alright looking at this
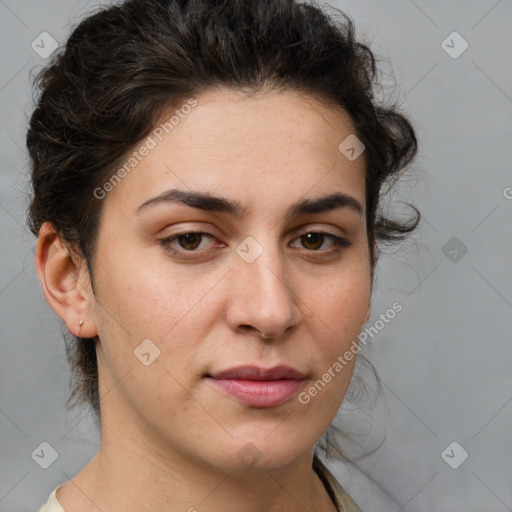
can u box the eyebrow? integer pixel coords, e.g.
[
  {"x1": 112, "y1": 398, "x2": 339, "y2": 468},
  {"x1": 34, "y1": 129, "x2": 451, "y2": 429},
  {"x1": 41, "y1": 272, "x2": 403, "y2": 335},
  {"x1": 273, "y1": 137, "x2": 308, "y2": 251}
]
[{"x1": 136, "y1": 189, "x2": 364, "y2": 219}]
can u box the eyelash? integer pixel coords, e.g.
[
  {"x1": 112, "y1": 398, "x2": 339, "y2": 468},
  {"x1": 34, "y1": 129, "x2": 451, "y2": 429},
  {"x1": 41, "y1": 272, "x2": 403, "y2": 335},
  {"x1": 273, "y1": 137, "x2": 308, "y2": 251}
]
[{"x1": 158, "y1": 230, "x2": 352, "y2": 259}]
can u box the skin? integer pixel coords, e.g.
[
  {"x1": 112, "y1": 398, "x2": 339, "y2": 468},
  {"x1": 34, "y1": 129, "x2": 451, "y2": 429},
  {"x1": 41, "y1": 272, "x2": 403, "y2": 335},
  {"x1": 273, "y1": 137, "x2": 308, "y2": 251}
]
[{"x1": 36, "y1": 87, "x2": 373, "y2": 512}]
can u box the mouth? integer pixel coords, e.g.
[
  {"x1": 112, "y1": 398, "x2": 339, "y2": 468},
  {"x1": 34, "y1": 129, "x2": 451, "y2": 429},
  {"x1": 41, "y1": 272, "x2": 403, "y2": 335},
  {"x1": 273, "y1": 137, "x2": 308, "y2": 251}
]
[{"x1": 205, "y1": 365, "x2": 307, "y2": 408}]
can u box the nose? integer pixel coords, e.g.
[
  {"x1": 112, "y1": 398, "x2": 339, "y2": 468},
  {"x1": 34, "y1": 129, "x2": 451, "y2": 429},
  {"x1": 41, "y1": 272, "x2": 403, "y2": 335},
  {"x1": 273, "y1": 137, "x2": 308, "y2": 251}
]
[{"x1": 225, "y1": 239, "x2": 301, "y2": 339}]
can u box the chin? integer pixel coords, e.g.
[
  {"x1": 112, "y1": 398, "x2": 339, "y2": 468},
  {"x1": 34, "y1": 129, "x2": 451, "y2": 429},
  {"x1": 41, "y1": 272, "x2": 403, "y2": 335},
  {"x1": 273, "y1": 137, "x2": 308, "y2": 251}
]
[{"x1": 209, "y1": 430, "x2": 313, "y2": 472}]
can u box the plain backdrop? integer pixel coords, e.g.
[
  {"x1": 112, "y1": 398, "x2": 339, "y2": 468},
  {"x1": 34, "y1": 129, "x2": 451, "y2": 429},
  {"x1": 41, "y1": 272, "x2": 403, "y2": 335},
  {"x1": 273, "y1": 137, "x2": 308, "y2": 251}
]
[{"x1": 1, "y1": 1, "x2": 511, "y2": 511}]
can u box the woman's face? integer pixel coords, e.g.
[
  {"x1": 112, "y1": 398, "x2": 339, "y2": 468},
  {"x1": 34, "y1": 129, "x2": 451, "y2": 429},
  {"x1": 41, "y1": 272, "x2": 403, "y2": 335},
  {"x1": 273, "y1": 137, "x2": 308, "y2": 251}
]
[{"x1": 86, "y1": 87, "x2": 372, "y2": 471}]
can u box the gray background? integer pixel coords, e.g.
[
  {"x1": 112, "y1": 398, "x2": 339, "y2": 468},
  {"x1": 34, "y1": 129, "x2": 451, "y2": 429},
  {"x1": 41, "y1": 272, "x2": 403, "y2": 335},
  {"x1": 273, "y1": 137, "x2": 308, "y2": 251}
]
[{"x1": 1, "y1": 1, "x2": 511, "y2": 511}]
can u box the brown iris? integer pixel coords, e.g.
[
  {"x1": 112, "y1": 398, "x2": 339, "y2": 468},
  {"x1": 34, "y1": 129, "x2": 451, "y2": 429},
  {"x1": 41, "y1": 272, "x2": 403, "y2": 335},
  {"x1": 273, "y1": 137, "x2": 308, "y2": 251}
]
[
  {"x1": 299, "y1": 233, "x2": 324, "y2": 250},
  {"x1": 177, "y1": 233, "x2": 203, "y2": 250}
]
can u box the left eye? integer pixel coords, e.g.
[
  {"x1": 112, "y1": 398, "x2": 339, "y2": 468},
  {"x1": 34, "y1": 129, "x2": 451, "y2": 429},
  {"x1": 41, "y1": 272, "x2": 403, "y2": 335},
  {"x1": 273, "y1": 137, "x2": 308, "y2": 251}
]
[
  {"x1": 159, "y1": 231, "x2": 351, "y2": 255},
  {"x1": 290, "y1": 232, "x2": 351, "y2": 251}
]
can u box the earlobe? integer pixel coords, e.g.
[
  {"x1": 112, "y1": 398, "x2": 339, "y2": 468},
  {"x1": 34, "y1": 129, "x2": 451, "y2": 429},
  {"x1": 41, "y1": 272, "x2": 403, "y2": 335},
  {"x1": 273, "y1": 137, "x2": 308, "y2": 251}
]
[{"x1": 35, "y1": 222, "x2": 98, "y2": 338}]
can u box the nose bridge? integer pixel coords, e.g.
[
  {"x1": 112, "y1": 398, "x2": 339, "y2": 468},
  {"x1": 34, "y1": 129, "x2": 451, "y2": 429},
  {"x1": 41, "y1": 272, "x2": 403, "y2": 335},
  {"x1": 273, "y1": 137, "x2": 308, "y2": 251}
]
[
  {"x1": 239, "y1": 234, "x2": 290, "y2": 304},
  {"x1": 230, "y1": 233, "x2": 300, "y2": 336}
]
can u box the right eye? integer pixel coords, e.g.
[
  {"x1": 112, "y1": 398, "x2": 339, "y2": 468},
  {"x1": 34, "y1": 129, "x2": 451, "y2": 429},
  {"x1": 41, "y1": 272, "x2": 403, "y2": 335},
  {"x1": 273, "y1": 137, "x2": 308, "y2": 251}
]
[{"x1": 158, "y1": 231, "x2": 224, "y2": 257}]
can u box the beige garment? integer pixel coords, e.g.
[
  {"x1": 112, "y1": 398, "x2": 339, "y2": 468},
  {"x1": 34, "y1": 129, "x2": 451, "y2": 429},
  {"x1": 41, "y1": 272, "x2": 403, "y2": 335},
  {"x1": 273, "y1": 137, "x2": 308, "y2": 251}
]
[
  {"x1": 38, "y1": 483, "x2": 65, "y2": 512},
  {"x1": 313, "y1": 454, "x2": 364, "y2": 512},
  {"x1": 38, "y1": 456, "x2": 362, "y2": 512}
]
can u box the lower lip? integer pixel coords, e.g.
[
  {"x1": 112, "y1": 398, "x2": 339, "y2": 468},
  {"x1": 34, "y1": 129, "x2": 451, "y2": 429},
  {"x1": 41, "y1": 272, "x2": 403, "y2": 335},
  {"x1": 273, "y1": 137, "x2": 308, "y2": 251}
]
[{"x1": 206, "y1": 378, "x2": 305, "y2": 407}]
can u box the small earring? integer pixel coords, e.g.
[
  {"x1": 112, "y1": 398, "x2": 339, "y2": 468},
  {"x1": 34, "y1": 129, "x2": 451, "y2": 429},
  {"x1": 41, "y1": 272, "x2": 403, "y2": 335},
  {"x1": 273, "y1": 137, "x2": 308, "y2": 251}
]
[{"x1": 79, "y1": 319, "x2": 84, "y2": 327}]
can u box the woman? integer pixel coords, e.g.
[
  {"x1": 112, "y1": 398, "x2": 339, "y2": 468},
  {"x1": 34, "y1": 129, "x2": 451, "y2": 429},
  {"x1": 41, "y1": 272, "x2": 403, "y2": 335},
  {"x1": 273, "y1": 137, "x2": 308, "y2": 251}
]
[{"x1": 28, "y1": 0, "x2": 420, "y2": 510}]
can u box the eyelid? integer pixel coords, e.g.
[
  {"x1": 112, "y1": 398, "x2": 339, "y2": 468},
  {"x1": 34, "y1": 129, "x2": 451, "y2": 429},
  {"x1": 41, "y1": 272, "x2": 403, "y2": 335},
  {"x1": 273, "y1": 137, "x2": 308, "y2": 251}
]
[
  {"x1": 158, "y1": 225, "x2": 347, "y2": 243},
  {"x1": 290, "y1": 222, "x2": 349, "y2": 239},
  {"x1": 158, "y1": 221, "x2": 348, "y2": 240}
]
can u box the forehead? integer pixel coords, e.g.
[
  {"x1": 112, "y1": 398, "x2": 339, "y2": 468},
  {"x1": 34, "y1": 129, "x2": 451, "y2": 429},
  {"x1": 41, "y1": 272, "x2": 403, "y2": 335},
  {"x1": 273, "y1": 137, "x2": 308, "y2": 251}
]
[{"x1": 102, "y1": 87, "x2": 366, "y2": 218}]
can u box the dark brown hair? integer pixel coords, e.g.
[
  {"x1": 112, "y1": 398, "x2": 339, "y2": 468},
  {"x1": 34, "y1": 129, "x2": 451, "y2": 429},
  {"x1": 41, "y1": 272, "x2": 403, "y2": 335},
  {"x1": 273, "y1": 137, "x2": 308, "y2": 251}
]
[{"x1": 26, "y1": 0, "x2": 420, "y2": 460}]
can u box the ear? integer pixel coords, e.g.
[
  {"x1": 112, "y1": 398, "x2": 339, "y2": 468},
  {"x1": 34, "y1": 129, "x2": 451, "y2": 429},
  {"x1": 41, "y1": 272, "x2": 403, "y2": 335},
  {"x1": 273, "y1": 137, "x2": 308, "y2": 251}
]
[{"x1": 34, "y1": 222, "x2": 98, "y2": 338}]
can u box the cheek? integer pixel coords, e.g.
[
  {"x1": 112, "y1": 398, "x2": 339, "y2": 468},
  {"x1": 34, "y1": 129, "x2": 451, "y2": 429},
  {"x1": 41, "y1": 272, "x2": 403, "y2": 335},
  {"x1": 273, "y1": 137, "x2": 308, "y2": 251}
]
[
  {"x1": 93, "y1": 245, "x2": 212, "y2": 338},
  {"x1": 306, "y1": 270, "x2": 370, "y2": 382},
  {"x1": 314, "y1": 269, "x2": 371, "y2": 328},
  {"x1": 92, "y1": 250, "x2": 225, "y2": 391}
]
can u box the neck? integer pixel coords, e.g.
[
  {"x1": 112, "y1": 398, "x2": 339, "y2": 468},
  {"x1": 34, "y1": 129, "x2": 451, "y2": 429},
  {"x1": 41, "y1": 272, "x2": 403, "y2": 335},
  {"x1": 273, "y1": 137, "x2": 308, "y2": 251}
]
[{"x1": 56, "y1": 398, "x2": 337, "y2": 512}]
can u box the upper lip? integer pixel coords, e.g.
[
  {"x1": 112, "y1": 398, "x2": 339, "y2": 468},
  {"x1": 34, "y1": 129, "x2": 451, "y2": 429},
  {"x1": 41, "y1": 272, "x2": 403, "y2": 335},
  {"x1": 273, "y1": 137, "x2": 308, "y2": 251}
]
[{"x1": 208, "y1": 365, "x2": 306, "y2": 381}]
